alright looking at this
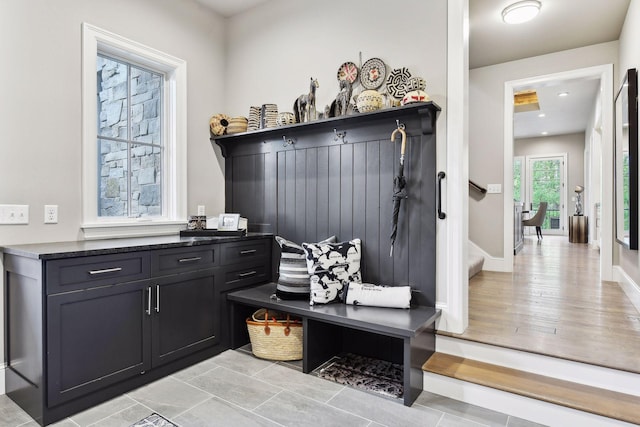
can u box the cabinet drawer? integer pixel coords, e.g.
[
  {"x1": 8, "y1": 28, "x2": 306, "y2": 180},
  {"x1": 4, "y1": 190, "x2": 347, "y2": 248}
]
[
  {"x1": 46, "y1": 252, "x2": 150, "y2": 294},
  {"x1": 220, "y1": 263, "x2": 270, "y2": 292},
  {"x1": 220, "y1": 239, "x2": 270, "y2": 266},
  {"x1": 151, "y1": 245, "x2": 217, "y2": 276}
]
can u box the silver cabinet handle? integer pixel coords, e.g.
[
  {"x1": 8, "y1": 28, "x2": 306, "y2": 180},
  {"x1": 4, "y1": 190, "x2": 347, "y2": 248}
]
[
  {"x1": 178, "y1": 257, "x2": 202, "y2": 263},
  {"x1": 155, "y1": 285, "x2": 160, "y2": 313},
  {"x1": 89, "y1": 267, "x2": 123, "y2": 275},
  {"x1": 239, "y1": 249, "x2": 256, "y2": 255},
  {"x1": 238, "y1": 270, "x2": 257, "y2": 278},
  {"x1": 146, "y1": 287, "x2": 152, "y2": 316}
]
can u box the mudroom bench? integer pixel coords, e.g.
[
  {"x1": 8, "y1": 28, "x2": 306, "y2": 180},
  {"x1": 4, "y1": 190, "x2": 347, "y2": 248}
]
[{"x1": 227, "y1": 283, "x2": 441, "y2": 406}]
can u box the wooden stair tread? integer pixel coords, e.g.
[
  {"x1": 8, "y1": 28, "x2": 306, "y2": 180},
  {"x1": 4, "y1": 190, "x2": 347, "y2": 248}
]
[{"x1": 423, "y1": 353, "x2": 640, "y2": 425}]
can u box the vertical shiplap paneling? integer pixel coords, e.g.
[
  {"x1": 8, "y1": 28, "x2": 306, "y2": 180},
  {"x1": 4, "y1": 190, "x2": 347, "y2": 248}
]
[
  {"x1": 294, "y1": 149, "x2": 307, "y2": 243},
  {"x1": 378, "y1": 136, "x2": 395, "y2": 285},
  {"x1": 305, "y1": 148, "x2": 318, "y2": 240},
  {"x1": 352, "y1": 142, "x2": 367, "y2": 275},
  {"x1": 221, "y1": 105, "x2": 439, "y2": 302},
  {"x1": 316, "y1": 146, "x2": 330, "y2": 241},
  {"x1": 231, "y1": 154, "x2": 262, "y2": 219},
  {"x1": 340, "y1": 143, "x2": 354, "y2": 240},
  {"x1": 328, "y1": 145, "x2": 342, "y2": 238},
  {"x1": 407, "y1": 135, "x2": 425, "y2": 292},
  {"x1": 254, "y1": 154, "x2": 266, "y2": 225},
  {"x1": 364, "y1": 140, "x2": 381, "y2": 282},
  {"x1": 284, "y1": 150, "x2": 297, "y2": 240},
  {"x1": 276, "y1": 151, "x2": 287, "y2": 235}
]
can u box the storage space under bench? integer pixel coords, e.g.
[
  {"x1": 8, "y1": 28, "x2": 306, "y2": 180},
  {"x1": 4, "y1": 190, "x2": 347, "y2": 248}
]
[{"x1": 227, "y1": 283, "x2": 440, "y2": 406}]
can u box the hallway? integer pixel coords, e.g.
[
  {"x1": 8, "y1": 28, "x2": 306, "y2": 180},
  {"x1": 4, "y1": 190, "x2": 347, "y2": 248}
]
[{"x1": 442, "y1": 236, "x2": 640, "y2": 373}]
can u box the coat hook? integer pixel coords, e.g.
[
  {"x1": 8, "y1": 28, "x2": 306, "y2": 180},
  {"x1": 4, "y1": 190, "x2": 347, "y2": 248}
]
[
  {"x1": 396, "y1": 119, "x2": 405, "y2": 130},
  {"x1": 334, "y1": 128, "x2": 347, "y2": 144},
  {"x1": 282, "y1": 136, "x2": 295, "y2": 147}
]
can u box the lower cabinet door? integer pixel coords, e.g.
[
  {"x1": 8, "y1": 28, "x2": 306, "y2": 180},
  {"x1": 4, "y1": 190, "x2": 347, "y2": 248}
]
[
  {"x1": 47, "y1": 281, "x2": 151, "y2": 407},
  {"x1": 151, "y1": 269, "x2": 218, "y2": 367}
]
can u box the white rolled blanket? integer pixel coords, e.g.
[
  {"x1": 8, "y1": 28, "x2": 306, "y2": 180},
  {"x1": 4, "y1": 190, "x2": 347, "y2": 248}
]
[{"x1": 344, "y1": 282, "x2": 412, "y2": 309}]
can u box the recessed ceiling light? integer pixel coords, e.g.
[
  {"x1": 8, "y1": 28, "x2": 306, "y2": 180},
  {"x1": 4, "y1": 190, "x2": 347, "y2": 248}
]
[
  {"x1": 541, "y1": 131, "x2": 548, "y2": 135},
  {"x1": 502, "y1": 1, "x2": 541, "y2": 24},
  {"x1": 558, "y1": 92, "x2": 569, "y2": 97},
  {"x1": 538, "y1": 113, "x2": 546, "y2": 118}
]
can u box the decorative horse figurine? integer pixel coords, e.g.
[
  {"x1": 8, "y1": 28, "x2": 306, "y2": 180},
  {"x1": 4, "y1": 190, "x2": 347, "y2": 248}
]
[
  {"x1": 334, "y1": 79, "x2": 352, "y2": 116},
  {"x1": 294, "y1": 77, "x2": 319, "y2": 123}
]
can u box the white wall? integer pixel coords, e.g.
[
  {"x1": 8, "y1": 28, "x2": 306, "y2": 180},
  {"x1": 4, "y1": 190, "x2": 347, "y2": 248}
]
[
  {"x1": 469, "y1": 42, "x2": 618, "y2": 257},
  {"x1": 223, "y1": 0, "x2": 448, "y2": 133},
  {"x1": 0, "y1": 0, "x2": 227, "y2": 384},
  {"x1": 618, "y1": 0, "x2": 640, "y2": 286}
]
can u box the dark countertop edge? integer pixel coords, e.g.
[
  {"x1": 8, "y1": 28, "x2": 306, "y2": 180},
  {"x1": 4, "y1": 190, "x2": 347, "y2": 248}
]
[{"x1": 1, "y1": 233, "x2": 274, "y2": 260}]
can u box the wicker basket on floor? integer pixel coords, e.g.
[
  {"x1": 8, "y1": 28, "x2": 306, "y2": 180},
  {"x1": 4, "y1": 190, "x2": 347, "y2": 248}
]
[{"x1": 246, "y1": 308, "x2": 303, "y2": 361}]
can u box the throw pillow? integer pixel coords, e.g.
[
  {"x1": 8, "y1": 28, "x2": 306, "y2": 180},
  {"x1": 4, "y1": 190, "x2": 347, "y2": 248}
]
[
  {"x1": 302, "y1": 238, "x2": 362, "y2": 305},
  {"x1": 275, "y1": 235, "x2": 336, "y2": 300}
]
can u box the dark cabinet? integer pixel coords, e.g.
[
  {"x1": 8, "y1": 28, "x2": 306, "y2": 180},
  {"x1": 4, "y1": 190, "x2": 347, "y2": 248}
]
[
  {"x1": 3, "y1": 235, "x2": 272, "y2": 426},
  {"x1": 47, "y1": 281, "x2": 152, "y2": 407},
  {"x1": 151, "y1": 269, "x2": 218, "y2": 366}
]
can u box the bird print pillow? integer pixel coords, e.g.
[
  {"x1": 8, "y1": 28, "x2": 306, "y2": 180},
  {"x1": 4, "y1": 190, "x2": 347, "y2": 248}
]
[{"x1": 302, "y1": 239, "x2": 362, "y2": 305}]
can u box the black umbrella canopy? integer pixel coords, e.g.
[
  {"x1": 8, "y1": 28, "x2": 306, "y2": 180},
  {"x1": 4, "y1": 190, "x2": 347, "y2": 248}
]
[{"x1": 390, "y1": 124, "x2": 407, "y2": 257}]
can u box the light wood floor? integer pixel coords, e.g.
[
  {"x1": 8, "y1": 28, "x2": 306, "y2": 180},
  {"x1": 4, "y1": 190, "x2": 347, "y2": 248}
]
[{"x1": 440, "y1": 235, "x2": 640, "y2": 373}]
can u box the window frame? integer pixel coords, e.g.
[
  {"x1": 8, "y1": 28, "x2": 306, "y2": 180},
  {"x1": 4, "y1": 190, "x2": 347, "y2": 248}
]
[{"x1": 82, "y1": 23, "x2": 187, "y2": 239}]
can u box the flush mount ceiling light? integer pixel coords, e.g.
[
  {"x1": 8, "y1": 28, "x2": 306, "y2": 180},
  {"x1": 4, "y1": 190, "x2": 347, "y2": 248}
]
[
  {"x1": 558, "y1": 91, "x2": 569, "y2": 97},
  {"x1": 502, "y1": 0, "x2": 541, "y2": 24}
]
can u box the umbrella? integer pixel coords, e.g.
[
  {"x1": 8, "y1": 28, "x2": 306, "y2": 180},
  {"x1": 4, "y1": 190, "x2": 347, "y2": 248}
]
[{"x1": 390, "y1": 124, "x2": 407, "y2": 257}]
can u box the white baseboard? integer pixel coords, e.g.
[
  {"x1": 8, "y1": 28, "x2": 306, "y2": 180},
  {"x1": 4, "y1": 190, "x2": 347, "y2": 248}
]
[
  {"x1": 423, "y1": 372, "x2": 637, "y2": 427},
  {"x1": 613, "y1": 266, "x2": 640, "y2": 313},
  {"x1": 0, "y1": 364, "x2": 5, "y2": 395},
  {"x1": 468, "y1": 240, "x2": 509, "y2": 272}
]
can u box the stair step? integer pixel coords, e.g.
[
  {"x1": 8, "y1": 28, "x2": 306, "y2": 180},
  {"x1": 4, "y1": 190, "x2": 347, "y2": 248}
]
[
  {"x1": 423, "y1": 353, "x2": 640, "y2": 425},
  {"x1": 468, "y1": 254, "x2": 484, "y2": 278}
]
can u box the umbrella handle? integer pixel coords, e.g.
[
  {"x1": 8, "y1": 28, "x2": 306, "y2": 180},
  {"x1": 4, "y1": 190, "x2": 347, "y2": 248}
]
[{"x1": 390, "y1": 127, "x2": 407, "y2": 160}]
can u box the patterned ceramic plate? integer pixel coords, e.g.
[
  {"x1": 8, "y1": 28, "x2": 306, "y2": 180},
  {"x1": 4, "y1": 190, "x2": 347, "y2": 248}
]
[
  {"x1": 386, "y1": 67, "x2": 412, "y2": 99},
  {"x1": 360, "y1": 58, "x2": 386, "y2": 90},
  {"x1": 337, "y1": 62, "x2": 359, "y2": 83}
]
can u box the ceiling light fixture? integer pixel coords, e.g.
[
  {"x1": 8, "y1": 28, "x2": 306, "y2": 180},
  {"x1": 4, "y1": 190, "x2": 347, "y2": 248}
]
[
  {"x1": 558, "y1": 91, "x2": 569, "y2": 97},
  {"x1": 502, "y1": 1, "x2": 541, "y2": 24},
  {"x1": 541, "y1": 131, "x2": 548, "y2": 135},
  {"x1": 538, "y1": 113, "x2": 546, "y2": 118}
]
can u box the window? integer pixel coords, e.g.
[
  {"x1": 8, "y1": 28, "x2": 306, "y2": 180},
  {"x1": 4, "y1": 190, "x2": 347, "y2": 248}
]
[
  {"x1": 97, "y1": 55, "x2": 163, "y2": 218},
  {"x1": 82, "y1": 24, "x2": 187, "y2": 239}
]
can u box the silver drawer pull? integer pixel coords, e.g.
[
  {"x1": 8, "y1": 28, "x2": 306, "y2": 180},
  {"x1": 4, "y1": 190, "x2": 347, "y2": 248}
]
[
  {"x1": 178, "y1": 257, "x2": 202, "y2": 263},
  {"x1": 240, "y1": 249, "x2": 257, "y2": 255},
  {"x1": 146, "y1": 287, "x2": 152, "y2": 316},
  {"x1": 88, "y1": 267, "x2": 123, "y2": 275},
  {"x1": 238, "y1": 270, "x2": 257, "y2": 278}
]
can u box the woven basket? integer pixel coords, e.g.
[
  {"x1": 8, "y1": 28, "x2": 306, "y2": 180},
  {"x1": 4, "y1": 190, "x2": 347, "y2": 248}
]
[{"x1": 246, "y1": 308, "x2": 303, "y2": 361}]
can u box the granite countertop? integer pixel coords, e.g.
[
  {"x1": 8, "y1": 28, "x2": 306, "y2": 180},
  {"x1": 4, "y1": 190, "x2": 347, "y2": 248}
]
[{"x1": 1, "y1": 233, "x2": 273, "y2": 260}]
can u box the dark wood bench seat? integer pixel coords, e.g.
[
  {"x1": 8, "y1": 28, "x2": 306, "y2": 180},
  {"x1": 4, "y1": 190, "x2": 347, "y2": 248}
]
[{"x1": 227, "y1": 282, "x2": 441, "y2": 406}]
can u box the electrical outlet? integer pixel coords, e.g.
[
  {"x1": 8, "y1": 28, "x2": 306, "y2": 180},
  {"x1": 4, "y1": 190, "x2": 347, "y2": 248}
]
[
  {"x1": 487, "y1": 184, "x2": 502, "y2": 194},
  {"x1": 44, "y1": 205, "x2": 58, "y2": 224},
  {"x1": 0, "y1": 204, "x2": 29, "y2": 224},
  {"x1": 197, "y1": 205, "x2": 205, "y2": 216}
]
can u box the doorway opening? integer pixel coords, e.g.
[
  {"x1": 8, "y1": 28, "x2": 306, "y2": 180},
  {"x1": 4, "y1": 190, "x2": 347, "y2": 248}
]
[{"x1": 502, "y1": 64, "x2": 614, "y2": 280}]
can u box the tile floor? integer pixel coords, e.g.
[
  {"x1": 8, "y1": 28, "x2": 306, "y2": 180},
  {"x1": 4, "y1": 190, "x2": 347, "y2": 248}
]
[{"x1": 1, "y1": 349, "x2": 545, "y2": 427}]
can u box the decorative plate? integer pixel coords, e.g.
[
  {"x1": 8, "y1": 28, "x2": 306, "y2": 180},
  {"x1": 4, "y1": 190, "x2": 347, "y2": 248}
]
[
  {"x1": 360, "y1": 58, "x2": 387, "y2": 90},
  {"x1": 386, "y1": 67, "x2": 412, "y2": 99},
  {"x1": 337, "y1": 62, "x2": 359, "y2": 83}
]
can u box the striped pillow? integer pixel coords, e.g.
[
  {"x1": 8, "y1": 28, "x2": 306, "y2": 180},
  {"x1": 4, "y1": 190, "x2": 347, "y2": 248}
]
[{"x1": 275, "y1": 235, "x2": 336, "y2": 300}]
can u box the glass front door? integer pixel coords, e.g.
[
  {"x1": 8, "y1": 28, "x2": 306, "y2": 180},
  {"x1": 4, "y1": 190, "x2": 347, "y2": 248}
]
[{"x1": 526, "y1": 155, "x2": 566, "y2": 235}]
